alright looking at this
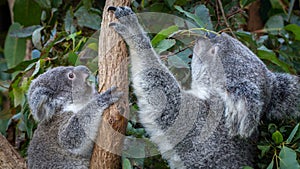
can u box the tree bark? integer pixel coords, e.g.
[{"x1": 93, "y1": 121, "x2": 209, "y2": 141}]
[
  {"x1": 0, "y1": 134, "x2": 27, "y2": 169},
  {"x1": 90, "y1": 0, "x2": 130, "y2": 168}
]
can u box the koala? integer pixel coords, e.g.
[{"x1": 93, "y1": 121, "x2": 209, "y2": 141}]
[
  {"x1": 27, "y1": 66, "x2": 121, "y2": 169},
  {"x1": 108, "y1": 6, "x2": 300, "y2": 168}
]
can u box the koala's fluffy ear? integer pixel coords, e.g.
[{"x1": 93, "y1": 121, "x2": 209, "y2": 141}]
[{"x1": 28, "y1": 87, "x2": 54, "y2": 122}]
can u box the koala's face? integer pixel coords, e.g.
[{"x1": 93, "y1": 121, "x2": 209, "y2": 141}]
[
  {"x1": 43, "y1": 66, "x2": 94, "y2": 102},
  {"x1": 28, "y1": 66, "x2": 95, "y2": 120},
  {"x1": 192, "y1": 33, "x2": 267, "y2": 89}
]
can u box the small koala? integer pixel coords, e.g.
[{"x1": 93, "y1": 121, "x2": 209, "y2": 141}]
[
  {"x1": 27, "y1": 66, "x2": 121, "y2": 169},
  {"x1": 108, "y1": 6, "x2": 300, "y2": 168}
]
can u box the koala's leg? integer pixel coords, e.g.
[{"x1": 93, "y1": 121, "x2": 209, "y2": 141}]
[
  {"x1": 58, "y1": 87, "x2": 121, "y2": 155},
  {"x1": 267, "y1": 73, "x2": 300, "y2": 121}
]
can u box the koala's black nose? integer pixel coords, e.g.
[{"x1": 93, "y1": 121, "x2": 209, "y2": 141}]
[{"x1": 205, "y1": 32, "x2": 217, "y2": 39}]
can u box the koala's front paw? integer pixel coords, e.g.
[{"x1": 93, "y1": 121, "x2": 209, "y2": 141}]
[
  {"x1": 108, "y1": 6, "x2": 141, "y2": 39},
  {"x1": 98, "y1": 87, "x2": 123, "y2": 108},
  {"x1": 108, "y1": 6, "x2": 134, "y2": 20}
]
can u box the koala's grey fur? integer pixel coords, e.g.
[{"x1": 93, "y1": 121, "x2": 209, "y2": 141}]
[
  {"x1": 27, "y1": 66, "x2": 121, "y2": 169},
  {"x1": 109, "y1": 6, "x2": 300, "y2": 169}
]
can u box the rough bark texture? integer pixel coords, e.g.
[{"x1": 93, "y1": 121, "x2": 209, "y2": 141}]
[
  {"x1": 0, "y1": 134, "x2": 27, "y2": 169},
  {"x1": 90, "y1": 0, "x2": 130, "y2": 168}
]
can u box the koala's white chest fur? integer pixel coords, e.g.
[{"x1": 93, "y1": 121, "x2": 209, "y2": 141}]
[{"x1": 63, "y1": 102, "x2": 89, "y2": 113}]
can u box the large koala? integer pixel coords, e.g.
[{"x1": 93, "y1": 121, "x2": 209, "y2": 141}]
[{"x1": 108, "y1": 6, "x2": 300, "y2": 168}]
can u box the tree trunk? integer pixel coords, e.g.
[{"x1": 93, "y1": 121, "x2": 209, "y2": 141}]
[
  {"x1": 0, "y1": 134, "x2": 27, "y2": 169},
  {"x1": 90, "y1": 0, "x2": 130, "y2": 168}
]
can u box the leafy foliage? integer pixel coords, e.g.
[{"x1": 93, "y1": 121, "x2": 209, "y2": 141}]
[{"x1": 0, "y1": 0, "x2": 299, "y2": 168}]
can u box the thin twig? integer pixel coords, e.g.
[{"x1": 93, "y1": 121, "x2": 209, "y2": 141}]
[{"x1": 217, "y1": 0, "x2": 236, "y2": 38}]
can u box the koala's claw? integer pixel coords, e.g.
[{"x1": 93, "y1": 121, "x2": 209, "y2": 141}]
[
  {"x1": 107, "y1": 6, "x2": 134, "y2": 19},
  {"x1": 98, "y1": 86, "x2": 123, "y2": 107},
  {"x1": 107, "y1": 6, "x2": 117, "y2": 12}
]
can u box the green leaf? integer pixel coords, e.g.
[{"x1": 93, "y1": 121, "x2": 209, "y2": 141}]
[
  {"x1": 279, "y1": 146, "x2": 300, "y2": 169},
  {"x1": 83, "y1": 0, "x2": 93, "y2": 9},
  {"x1": 242, "y1": 166, "x2": 253, "y2": 169},
  {"x1": 265, "y1": 15, "x2": 284, "y2": 35},
  {"x1": 32, "y1": 27, "x2": 44, "y2": 50},
  {"x1": 13, "y1": 0, "x2": 42, "y2": 26},
  {"x1": 257, "y1": 145, "x2": 271, "y2": 157},
  {"x1": 52, "y1": 0, "x2": 62, "y2": 8},
  {"x1": 65, "y1": 9, "x2": 76, "y2": 34},
  {"x1": 266, "y1": 160, "x2": 274, "y2": 169},
  {"x1": 194, "y1": 5, "x2": 213, "y2": 30},
  {"x1": 272, "y1": 130, "x2": 283, "y2": 144},
  {"x1": 240, "y1": 0, "x2": 255, "y2": 8},
  {"x1": 270, "y1": 0, "x2": 284, "y2": 9},
  {"x1": 287, "y1": 123, "x2": 299, "y2": 143},
  {"x1": 164, "y1": 0, "x2": 176, "y2": 8},
  {"x1": 9, "y1": 25, "x2": 42, "y2": 38},
  {"x1": 0, "y1": 119, "x2": 10, "y2": 135},
  {"x1": 151, "y1": 25, "x2": 178, "y2": 46},
  {"x1": 87, "y1": 43, "x2": 98, "y2": 51},
  {"x1": 34, "y1": 0, "x2": 51, "y2": 9},
  {"x1": 168, "y1": 55, "x2": 189, "y2": 69},
  {"x1": 74, "y1": 7, "x2": 101, "y2": 30},
  {"x1": 257, "y1": 46, "x2": 293, "y2": 73},
  {"x1": 285, "y1": 24, "x2": 300, "y2": 41},
  {"x1": 4, "y1": 23, "x2": 26, "y2": 69},
  {"x1": 12, "y1": 86, "x2": 24, "y2": 106},
  {"x1": 122, "y1": 157, "x2": 133, "y2": 169},
  {"x1": 174, "y1": 5, "x2": 205, "y2": 28},
  {"x1": 154, "y1": 39, "x2": 176, "y2": 54},
  {"x1": 4, "y1": 58, "x2": 39, "y2": 73},
  {"x1": 68, "y1": 52, "x2": 78, "y2": 65}
]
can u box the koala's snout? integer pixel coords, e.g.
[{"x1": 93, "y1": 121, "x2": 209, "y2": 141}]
[{"x1": 74, "y1": 66, "x2": 91, "y2": 80}]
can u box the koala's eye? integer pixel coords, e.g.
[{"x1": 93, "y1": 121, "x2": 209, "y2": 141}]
[{"x1": 68, "y1": 72, "x2": 75, "y2": 80}]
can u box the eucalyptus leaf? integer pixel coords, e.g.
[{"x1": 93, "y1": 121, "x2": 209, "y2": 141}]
[
  {"x1": 9, "y1": 25, "x2": 42, "y2": 38},
  {"x1": 266, "y1": 160, "x2": 274, "y2": 169},
  {"x1": 174, "y1": 6, "x2": 205, "y2": 28},
  {"x1": 168, "y1": 55, "x2": 189, "y2": 69},
  {"x1": 32, "y1": 27, "x2": 44, "y2": 50},
  {"x1": 0, "y1": 119, "x2": 10, "y2": 135},
  {"x1": 122, "y1": 158, "x2": 132, "y2": 169},
  {"x1": 257, "y1": 145, "x2": 271, "y2": 157},
  {"x1": 65, "y1": 9, "x2": 76, "y2": 34},
  {"x1": 74, "y1": 7, "x2": 101, "y2": 30},
  {"x1": 13, "y1": 0, "x2": 42, "y2": 26},
  {"x1": 151, "y1": 25, "x2": 178, "y2": 47},
  {"x1": 265, "y1": 15, "x2": 284, "y2": 35},
  {"x1": 4, "y1": 23, "x2": 26, "y2": 69},
  {"x1": 164, "y1": 0, "x2": 176, "y2": 8},
  {"x1": 194, "y1": 5, "x2": 213, "y2": 30},
  {"x1": 4, "y1": 58, "x2": 39, "y2": 73},
  {"x1": 279, "y1": 146, "x2": 300, "y2": 169},
  {"x1": 83, "y1": 0, "x2": 92, "y2": 9},
  {"x1": 286, "y1": 123, "x2": 299, "y2": 143},
  {"x1": 34, "y1": 0, "x2": 51, "y2": 9},
  {"x1": 285, "y1": 24, "x2": 300, "y2": 41},
  {"x1": 257, "y1": 46, "x2": 293, "y2": 73},
  {"x1": 154, "y1": 39, "x2": 176, "y2": 54},
  {"x1": 272, "y1": 130, "x2": 283, "y2": 144},
  {"x1": 68, "y1": 52, "x2": 78, "y2": 65},
  {"x1": 240, "y1": 0, "x2": 255, "y2": 8},
  {"x1": 52, "y1": 0, "x2": 63, "y2": 8}
]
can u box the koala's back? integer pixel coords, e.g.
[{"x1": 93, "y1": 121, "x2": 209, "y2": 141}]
[
  {"x1": 175, "y1": 117, "x2": 257, "y2": 168},
  {"x1": 28, "y1": 112, "x2": 90, "y2": 169}
]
